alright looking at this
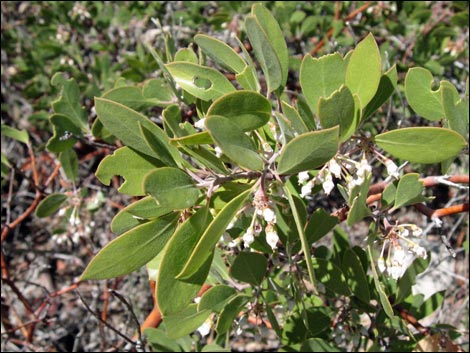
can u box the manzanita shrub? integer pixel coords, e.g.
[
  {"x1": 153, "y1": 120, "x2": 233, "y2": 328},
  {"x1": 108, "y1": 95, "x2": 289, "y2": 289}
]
[{"x1": 41, "y1": 4, "x2": 468, "y2": 352}]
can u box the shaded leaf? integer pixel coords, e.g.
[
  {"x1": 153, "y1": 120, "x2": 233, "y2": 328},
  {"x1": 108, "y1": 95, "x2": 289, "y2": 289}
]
[
  {"x1": 230, "y1": 252, "x2": 267, "y2": 286},
  {"x1": 198, "y1": 285, "x2": 237, "y2": 313},
  {"x1": 312, "y1": 258, "x2": 351, "y2": 296},
  {"x1": 342, "y1": 249, "x2": 370, "y2": 303},
  {"x1": 59, "y1": 149, "x2": 78, "y2": 181},
  {"x1": 215, "y1": 295, "x2": 250, "y2": 335},
  {"x1": 300, "y1": 53, "x2": 347, "y2": 115},
  {"x1": 164, "y1": 304, "x2": 211, "y2": 339},
  {"x1": 157, "y1": 207, "x2": 213, "y2": 316},
  {"x1": 441, "y1": 81, "x2": 469, "y2": 140},
  {"x1": 36, "y1": 193, "x2": 68, "y2": 218},
  {"x1": 305, "y1": 209, "x2": 339, "y2": 244},
  {"x1": 363, "y1": 65, "x2": 398, "y2": 120},
  {"x1": 177, "y1": 188, "x2": 252, "y2": 280},
  {"x1": 301, "y1": 338, "x2": 342, "y2": 352},
  {"x1": 281, "y1": 101, "x2": 309, "y2": 134},
  {"x1": 393, "y1": 173, "x2": 426, "y2": 210}
]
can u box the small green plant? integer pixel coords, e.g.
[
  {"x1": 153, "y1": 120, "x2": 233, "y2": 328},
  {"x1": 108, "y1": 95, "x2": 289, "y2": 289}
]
[{"x1": 40, "y1": 3, "x2": 468, "y2": 352}]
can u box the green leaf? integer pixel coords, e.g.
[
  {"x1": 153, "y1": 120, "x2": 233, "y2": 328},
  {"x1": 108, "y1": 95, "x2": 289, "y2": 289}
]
[
  {"x1": 342, "y1": 249, "x2": 370, "y2": 303},
  {"x1": 139, "y1": 122, "x2": 182, "y2": 168},
  {"x1": 102, "y1": 86, "x2": 166, "y2": 110},
  {"x1": 363, "y1": 65, "x2": 398, "y2": 120},
  {"x1": 111, "y1": 196, "x2": 173, "y2": 235},
  {"x1": 174, "y1": 48, "x2": 198, "y2": 63},
  {"x1": 50, "y1": 72, "x2": 87, "y2": 129},
  {"x1": 281, "y1": 101, "x2": 309, "y2": 135},
  {"x1": 198, "y1": 285, "x2": 237, "y2": 313},
  {"x1": 144, "y1": 328, "x2": 184, "y2": 352},
  {"x1": 180, "y1": 145, "x2": 229, "y2": 175},
  {"x1": 301, "y1": 338, "x2": 342, "y2": 352},
  {"x1": 94, "y1": 97, "x2": 178, "y2": 162},
  {"x1": 277, "y1": 126, "x2": 339, "y2": 175},
  {"x1": 381, "y1": 181, "x2": 397, "y2": 208},
  {"x1": 96, "y1": 147, "x2": 163, "y2": 196},
  {"x1": 347, "y1": 175, "x2": 372, "y2": 226},
  {"x1": 235, "y1": 65, "x2": 260, "y2": 92},
  {"x1": 318, "y1": 85, "x2": 356, "y2": 141},
  {"x1": 300, "y1": 53, "x2": 347, "y2": 115},
  {"x1": 143, "y1": 78, "x2": 176, "y2": 103},
  {"x1": 251, "y1": 4, "x2": 288, "y2": 91},
  {"x1": 46, "y1": 114, "x2": 82, "y2": 152},
  {"x1": 345, "y1": 33, "x2": 382, "y2": 109},
  {"x1": 157, "y1": 207, "x2": 213, "y2": 316},
  {"x1": 207, "y1": 91, "x2": 271, "y2": 131},
  {"x1": 405, "y1": 67, "x2": 444, "y2": 121},
  {"x1": 1, "y1": 125, "x2": 29, "y2": 144},
  {"x1": 59, "y1": 149, "x2": 78, "y2": 181},
  {"x1": 375, "y1": 127, "x2": 467, "y2": 164},
  {"x1": 312, "y1": 258, "x2": 351, "y2": 296},
  {"x1": 230, "y1": 252, "x2": 267, "y2": 286},
  {"x1": 163, "y1": 304, "x2": 211, "y2": 339},
  {"x1": 170, "y1": 131, "x2": 213, "y2": 146},
  {"x1": 393, "y1": 173, "x2": 426, "y2": 210},
  {"x1": 205, "y1": 115, "x2": 264, "y2": 171},
  {"x1": 165, "y1": 62, "x2": 235, "y2": 101},
  {"x1": 36, "y1": 193, "x2": 68, "y2": 218},
  {"x1": 305, "y1": 209, "x2": 339, "y2": 244},
  {"x1": 215, "y1": 295, "x2": 250, "y2": 335},
  {"x1": 143, "y1": 167, "x2": 199, "y2": 210},
  {"x1": 245, "y1": 15, "x2": 282, "y2": 94},
  {"x1": 367, "y1": 243, "x2": 394, "y2": 319},
  {"x1": 441, "y1": 81, "x2": 469, "y2": 140},
  {"x1": 80, "y1": 213, "x2": 178, "y2": 280},
  {"x1": 194, "y1": 34, "x2": 246, "y2": 73},
  {"x1": 177, "y1": 188, "x2": 252, "y2": 280}
]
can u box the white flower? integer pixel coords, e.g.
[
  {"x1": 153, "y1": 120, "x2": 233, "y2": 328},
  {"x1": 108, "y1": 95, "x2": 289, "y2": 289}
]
[
  {"x1": 384, "y1": 159, "x2": 399, "y2": 179},
  {"x1": 242, "y1": 228, "x2": 255, "y2": 247},
  {"x1": 356, "y1": 155, "x2": 372, "y2": 178},
  {"x1": 388, "y1": 262, "x2": 405, "y2": 280},
  {"x1": 329, "y1": 159, "x2": 342, "y2": 178},
  {"x1": 298, "y1": 171, "x2": 310, "y2": 184},
  {"x1": 392, "y1": 247, "x2": 406, "y2": 266},
  {"x1": 408, "y1": 244, "x2": 427, "y2": 259},
  {"x1": 377, "y1": 257, "x2": 386, "y2": 273},
  {"x1": 301, "y1": 182, "x2": 313, "y2": 198},
  {"x1": 262, "y1": 207, "x2": 276, "y2": 223},
  {"x1": 194, "y1": 118, "x2": 206, "y2": 130},
  {"x1": 196, "y1": 317, "x2": 212, "y2": 337},
  {"x1": 322, "y1": 173, "x2": 335, "y2": 195},
  {"x1": 215, "y1": 146, "x2": 223, "y2": 158},
  {"x1": 265, "y1": 226, "x2": 279, "y2": 250}
]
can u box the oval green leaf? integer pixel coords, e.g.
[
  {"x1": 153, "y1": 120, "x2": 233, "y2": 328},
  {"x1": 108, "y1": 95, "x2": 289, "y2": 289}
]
[
  {"x1": 194, "y1": 34, "x2": 246, "y2": 73},
  {"x1": 165, "y1": 62, "x2": 235, "y2": 101},
  {"x1": 345, "y1": 33, "x2": 381, "y2": 109},
  {"x1": 312, "y1": 258, "x2": 351, "y2": 296},
  {"x1": 177, "y1": 188, "x2": 252, "y2": 280},
  {"x1": 277, "y1": 126, "x2": 339, "y2": 175},
  {"x1": 143, "y1": 167, "x2": 199, "y2": 210},
  {"x1": 215, "y1": 295, "x2": 250, "y2": 335},
  {"x1": 205, "y1": 115, "x2": 264, "y2": 171},
  {"x1": 94, "y1": 97, "x2": 177, "y2": 161},
  {"x1": 300, "y1": 53, "x2": 347, "y2": 115},
  {"x1": 80, "y1": 213, "x2": 178, "y2": 280},
  {"x1": 393, "y1": 173, "x2": 426, "y2": 210},
  {"x1": 230, "y1": 252, "x2": 267, "y2": 286},
  {"x1": 405, "y1": 67, "x2": 444, "y2": 121},
  {"x1": 163, "y1": 304, "x2": 211, "y2": 340},
  {"x1": 95, "y1": 147, "x2": 163, "y2": 196},
  {"x1": 157, "y1": 207, "x2": 212, "y2": 316},
  {"x1": 36, "y1": 193, "x2": 68, "y2": 218},
  {"x1": 375, "y1": 127, "x2": 466, "y2": 164},
  {"x1": 207, "y1": 91, "x2": 271, "y2": 131},
  {"x1": 318, "y1": 85, "x2": 356, "y2": 141},
  {"x1": 342, "y1": 249, "x2": 370, "y2": 304},
  {"x1": 197, "y1": 285, "x2": 237, "y2": 313}
]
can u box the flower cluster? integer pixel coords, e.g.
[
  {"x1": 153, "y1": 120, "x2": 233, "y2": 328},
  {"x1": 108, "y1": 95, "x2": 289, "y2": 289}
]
[
  {"x1": 241, "y1": 188, "x2": 279, "y2": 250},
  {"x1": 298, "y1": 151, "x2": 400, "y2": 199},
  {"x1": 377, "y1": 223, "x2": 427, "y2": 280}
]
